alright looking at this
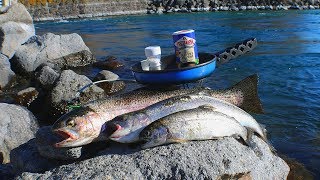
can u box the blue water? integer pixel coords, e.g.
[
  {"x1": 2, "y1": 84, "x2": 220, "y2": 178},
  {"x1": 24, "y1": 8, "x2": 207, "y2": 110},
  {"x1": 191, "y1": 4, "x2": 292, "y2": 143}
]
[{"x1": 35, "y1": 11, "x2": 320, "y2": 177}]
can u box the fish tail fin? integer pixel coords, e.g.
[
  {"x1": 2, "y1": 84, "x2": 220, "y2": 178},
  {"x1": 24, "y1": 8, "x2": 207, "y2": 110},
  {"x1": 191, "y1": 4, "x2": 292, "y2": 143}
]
[
  {"x1": 226, "y1": 74, "x2": 264, "y2": 114},
  {"x1": 245, "y1": 127, "x2": 277, "y2": 154}
]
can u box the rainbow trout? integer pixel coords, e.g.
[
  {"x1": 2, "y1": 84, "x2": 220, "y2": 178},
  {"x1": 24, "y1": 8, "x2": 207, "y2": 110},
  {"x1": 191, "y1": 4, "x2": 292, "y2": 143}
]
[
  {"x1": 52, "y1": 74, "x2": 263, "y2": 147},
  {"x1": 140, "y1": 106, "x2": 248, "y2": 149},
  {"x1": 107, "y1": 94, "x2": 265, "y2": 143}
]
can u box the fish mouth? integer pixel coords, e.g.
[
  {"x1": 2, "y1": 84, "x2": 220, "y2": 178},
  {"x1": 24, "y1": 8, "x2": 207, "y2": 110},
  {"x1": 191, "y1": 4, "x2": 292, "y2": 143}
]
[
  {"x1": 53, "y1": 129, "x2": 79, "y2": 147},
  {"x1": 105, "y1": 123, "x2": 123, "y2": 139}
]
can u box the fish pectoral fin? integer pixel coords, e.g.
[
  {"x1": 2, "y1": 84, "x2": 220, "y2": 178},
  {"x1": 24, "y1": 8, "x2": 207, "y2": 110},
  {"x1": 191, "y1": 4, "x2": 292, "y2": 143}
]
[{"x1": 198, "y1": 104, "x2": 216, "y2": 111}]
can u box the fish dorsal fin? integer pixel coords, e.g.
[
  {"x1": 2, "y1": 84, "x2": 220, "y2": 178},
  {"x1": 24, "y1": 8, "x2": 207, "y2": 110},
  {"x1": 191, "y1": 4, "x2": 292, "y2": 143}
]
[{"x1": 198, "y1": 104, "x2": 216, "y2": 110}]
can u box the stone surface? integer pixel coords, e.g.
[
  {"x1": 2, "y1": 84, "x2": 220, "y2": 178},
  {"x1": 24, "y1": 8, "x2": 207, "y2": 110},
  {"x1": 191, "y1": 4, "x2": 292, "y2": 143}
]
[
  {"x1": 10, "y1": 33, "x2": 93, "y2": 75},
  {"x1": 93, "y1": 70, "x2": 125, "y2": 95},
  {"x1": 0, "y1": 54, "x2": 15, "y2": 89},
  {"x1": 14, "y1": 87, "x2": 39, "y2": 107},
  {"x1": 36, "y1": 126, "x2": 82, "y2": 161},
  {"x1": 17, "y1": 136, "x2": 289, "y2": 179},
  {"x1": 0, "y1": 3, "x2": 35, "y2": 59},
  {"x1": 0, "y1": 103, "x2": 38, "y2": 164},
  {"x1": 53, "y1": 50, "x2": 96, "y2": 69},
  {"x1": 35, "y1": 65, "x2": 60, "y2": 90},
  {"x1": 93, "y1": 59, "x2": 124, "y2": 70},
  {"x1": 50, "y1": 70, "x2": 105, "y2": 116}
]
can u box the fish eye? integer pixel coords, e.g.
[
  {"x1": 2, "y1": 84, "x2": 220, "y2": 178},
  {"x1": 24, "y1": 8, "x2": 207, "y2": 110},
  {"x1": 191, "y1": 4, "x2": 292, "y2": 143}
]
[{"x1": 67, "y1": 120, "x2": 76, "y2": 127}]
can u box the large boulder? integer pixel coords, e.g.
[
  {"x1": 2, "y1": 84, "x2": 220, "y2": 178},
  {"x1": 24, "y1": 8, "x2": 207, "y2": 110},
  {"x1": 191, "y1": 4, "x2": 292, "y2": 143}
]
[
  {"x1": 50, "y1": 70, "x2": 105, "y2": 116},
  {"x1": 17, "y1": 136, "x2": 289, "y2": 179},
  {"x1": 0, "y1": 103, "x2": 38, "y2": 164},
  {"x1": 0, "y1": 3, "x2": 35, "y2": 59},
  {"x1": 10, "y1": 33, "x2": 95, "y2": 75},
  {"x1": 0, "y1": 53, "x2": 15, "y2": 89}
]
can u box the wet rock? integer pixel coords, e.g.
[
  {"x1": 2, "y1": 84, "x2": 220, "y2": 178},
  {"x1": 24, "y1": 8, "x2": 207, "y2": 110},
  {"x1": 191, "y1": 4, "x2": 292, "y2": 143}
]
[
  {"x1": 0, "y1": 54, "x2": 15, "y2": 89},
  {"x1": 0, "y1": 3, "x2": 35, "y2": 59},
  {"x1": 36, "y1": 126, "x2": 82, "y2": 160},
  {"x1": 50, "y1": 70, "x2": 105, "y2": 117},
  {"x1": 18, "y1": 136, "x2": 289, "y2": 179},
  {"x1": 10, "y1": 33, "x2": 92, "y2": 75},
  {"x1": 0, "y1": 103, "x2": 38, "y2": 164},
  {"x1": 14, "y1": 87, "x2": 39, "y2": 107},
  {"x1": 94, "y1": 70, "x2": 125, "y2": 95},
  {"x1": 35, "y1": 65, "x2": 60, "y2": 90},
  {"x1": 93, "y1": 57, "x2": 124, "y2": 70}
]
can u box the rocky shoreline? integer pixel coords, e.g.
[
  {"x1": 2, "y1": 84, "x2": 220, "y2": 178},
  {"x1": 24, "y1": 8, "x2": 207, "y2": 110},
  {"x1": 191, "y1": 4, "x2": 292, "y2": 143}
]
[
  {"x1": 0, "y1": 2, "x2": 311, "y2": 179},
  {"x1": 15, "y1": 0, "x2": 320, "y2": 21}
]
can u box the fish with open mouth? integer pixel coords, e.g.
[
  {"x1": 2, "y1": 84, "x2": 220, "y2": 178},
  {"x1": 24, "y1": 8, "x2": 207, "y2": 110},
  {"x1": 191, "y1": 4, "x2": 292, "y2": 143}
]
[
  {"x1": 139, "y1": 105, "x2": 249, "y2": 149},
  {"x1": 107, "y1": 93, "x2": 265, "y2": 143},
  {"x1": 52, "y1": 74, "x2": 263, "y2": 147}
]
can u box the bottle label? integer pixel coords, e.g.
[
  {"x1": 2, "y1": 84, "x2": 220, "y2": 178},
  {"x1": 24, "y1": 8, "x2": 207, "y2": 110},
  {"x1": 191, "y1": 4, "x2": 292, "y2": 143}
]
[{"x1": 173, "y1": 30, "x2": 199, "y2": 65}]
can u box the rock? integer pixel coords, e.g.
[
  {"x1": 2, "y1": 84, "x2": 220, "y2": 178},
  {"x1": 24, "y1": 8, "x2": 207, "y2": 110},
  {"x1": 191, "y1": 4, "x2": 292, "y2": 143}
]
[
  {"x1": 239, "y1": 6, "x2": 247, "y2": 10},
  {"x1": 219, "y1": 6, "x2": 229, "y2": 11},
  {"x1": 10, "y1": 139, "x2": 62, "y2": 174},
  {"x1": 50, "y1": 70, "x2": 105, "y2": 116},
  {"x1": 11, "y1": 131, "x2": 108, "y2": 173},
  {"x1": 93, "y1": 70, "x2": 125, "y2": 95},
  {"x1": 17, "y1": 136, "x2": 289, "y2": 179},
  {"x1": 36, "y1": 126, "x2": 82, "y2": 161},
  {"x1": 309, "y1": 5, "x2": 315, "y2": 9},
  {"x1": 53, "y1": 50, "x2": 96, "y2": 69},
  {"x1": 35, "y1": 65, "x2": 60, "y2": 90},
  {"x1": 0, "y1": 54, "x2": 15, "y2": 89},
  {"x1": 14, "y1": 87, "x2": 39, "y2": 107},
  {"x1": 0, "y1": 3, "x2": 35, "y2": 59},
  {"x1": 10, "y1": 33, "x2": 93, "y2": 75},
  {"x1": 230, "y1": 5, "x2": 239, "y2": 11},
  {"x1": 265, "y1": 5, "x2": 274, "y2": 10},
  {"x1": 93, "y1": 57, "x2": 124, "y2": 70},
  {"x1": 0, "y1": 3, "x2": 33, "y2": 25},
  {"x1": 0, "y1": 103, "x2": 38, "y2": 164},
  {"x1": 0, "y1": 164, "x2": 14, "y2": 180}
]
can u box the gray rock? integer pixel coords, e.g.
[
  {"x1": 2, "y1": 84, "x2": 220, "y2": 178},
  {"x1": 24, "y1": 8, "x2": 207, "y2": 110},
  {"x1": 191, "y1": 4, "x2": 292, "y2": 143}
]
[
  {"x1": 0, "y1": 53, "x2": 15, "y2": 89},
  {"x1": 94, "y1": 70, "x2": 119, "y2": 81},
  {"x1": 35, "y1": 66, "x2": 60, "y2": 89},
  {"x1": 239, "y1": 6, "x2": 247, "y2": 10},
  {"x1": 309, "y1": 5, "x2": 315, "y2": 9},
  {"x1": 94, "y1": 70, "x2": 125, "y2": 95},
  {"x1": 0, "y1": 3, "x2": 35, "y2": 59},
  {"x1": 36, "y1": 126, "x2": 82, "y2": 161},
  {"x1": 0, "y1": 3, "x2": 33, "y2": 25},
  {"x1": 10, "y1": 139, "x2": 62, "y2": 174},
  {"x1": 0, "y1": 103, "x2": 38, "y2": 164},
  {"x1": 0, "y1": 21, "x2": 35, "y2": 59},
  {"x1": 219, "y1": 6, "x2": 229, "y2": 11},
  {"x1": 50, "y1": 70, "x2": 105, "y2": 116},
  {"x1": 10, "y1": 33, "x2": 93, "y2": 75},
  {"x1": 17, "y1": 136, "x2": 289, "y2": 179},
  {"x1": 53, "y1": 50, "x2": 96, "y2": 69}
]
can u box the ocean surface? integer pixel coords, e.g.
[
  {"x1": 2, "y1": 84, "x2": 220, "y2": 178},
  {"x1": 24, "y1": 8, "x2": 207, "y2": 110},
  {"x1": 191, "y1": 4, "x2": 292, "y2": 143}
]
[{"x1": 35, "y1": 11, "x2": 320, "y2": 177}]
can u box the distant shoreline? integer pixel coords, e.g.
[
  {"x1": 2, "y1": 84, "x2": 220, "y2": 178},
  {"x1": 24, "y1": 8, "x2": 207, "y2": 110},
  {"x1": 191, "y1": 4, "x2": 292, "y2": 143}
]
[{"x1": 21, "y1": 0, "x2": 320, "y2": 22}]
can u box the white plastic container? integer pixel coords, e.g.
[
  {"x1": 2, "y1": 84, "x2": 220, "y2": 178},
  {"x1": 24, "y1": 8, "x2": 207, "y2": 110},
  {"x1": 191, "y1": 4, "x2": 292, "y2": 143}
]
[{"x1": 144, "y1": 46, "x2": 162, "y2": 71}]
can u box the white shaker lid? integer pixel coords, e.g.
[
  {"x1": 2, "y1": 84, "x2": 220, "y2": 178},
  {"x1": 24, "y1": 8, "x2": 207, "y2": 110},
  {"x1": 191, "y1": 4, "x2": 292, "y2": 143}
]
[{"x1": 145, "y1": 46, "x2": 161, "y2": 57}]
